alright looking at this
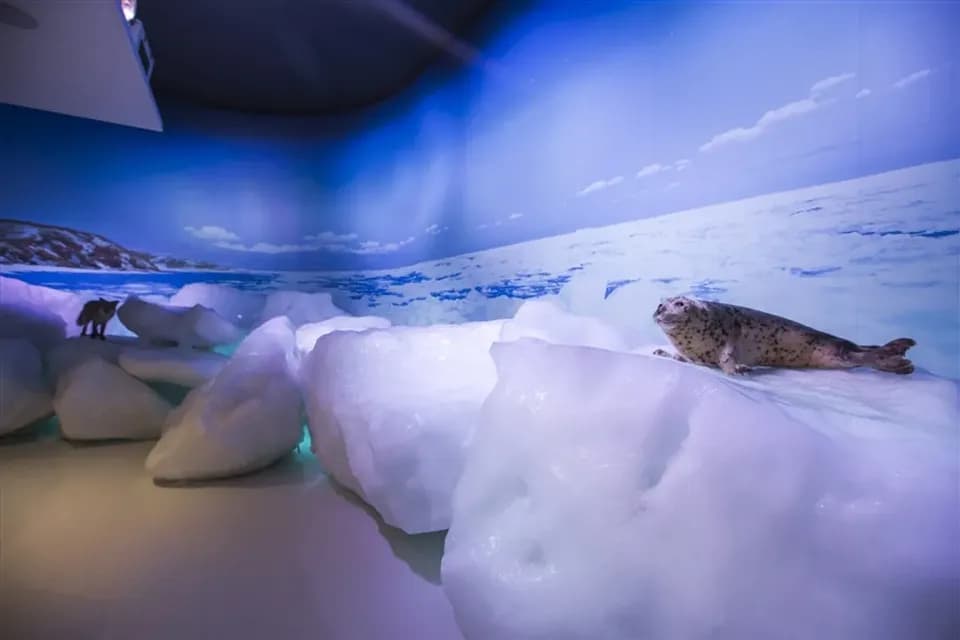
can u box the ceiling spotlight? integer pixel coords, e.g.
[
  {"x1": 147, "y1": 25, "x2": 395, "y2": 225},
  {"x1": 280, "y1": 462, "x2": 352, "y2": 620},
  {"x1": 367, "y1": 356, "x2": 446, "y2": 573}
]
[{"x1": 121, "y1": 0, "x2": 136, "y2": 22}]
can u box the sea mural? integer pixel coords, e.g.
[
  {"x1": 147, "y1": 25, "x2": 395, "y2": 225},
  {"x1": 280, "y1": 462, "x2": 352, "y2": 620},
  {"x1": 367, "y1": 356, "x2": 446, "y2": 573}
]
[{"x1": 1, "y1": 0, "x2": 958, "y2": 376}]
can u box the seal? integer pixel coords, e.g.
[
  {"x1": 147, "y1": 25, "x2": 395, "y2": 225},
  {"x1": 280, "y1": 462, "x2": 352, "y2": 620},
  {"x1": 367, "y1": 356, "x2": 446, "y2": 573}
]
[{"x1": 652, "y1": 296, "x2": 916, "y2": 375}]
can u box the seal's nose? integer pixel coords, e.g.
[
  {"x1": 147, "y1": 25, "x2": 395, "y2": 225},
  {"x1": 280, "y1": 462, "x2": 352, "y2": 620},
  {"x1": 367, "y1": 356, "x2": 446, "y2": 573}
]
[{"x1": 654, "y1": 303, "x2": 664, "y2": 319}]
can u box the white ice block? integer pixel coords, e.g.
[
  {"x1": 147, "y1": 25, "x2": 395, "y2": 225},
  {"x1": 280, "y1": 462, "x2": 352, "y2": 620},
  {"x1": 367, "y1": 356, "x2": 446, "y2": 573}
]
[
  {"x1": 146, "y1": 317, "x2": 303, "y2": 482},
  {"x1": 442, "y1": 339, "x2": 960, "y2": 640},
  {"x1": 54, "y1": 357, "x2": 172, "y2": 440},
  {"x1": 301, "y1": 320, "x2": 505, "y2": 534},
  {"x1": 0, "y1": 339, "x2": 53, "y2": 435}
]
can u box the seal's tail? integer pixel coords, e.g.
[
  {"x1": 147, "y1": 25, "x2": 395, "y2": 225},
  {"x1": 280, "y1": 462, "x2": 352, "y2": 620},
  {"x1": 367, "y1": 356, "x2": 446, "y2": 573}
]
[{"x1": 853, "y1": 338, "x2": 916, "y2": 375}]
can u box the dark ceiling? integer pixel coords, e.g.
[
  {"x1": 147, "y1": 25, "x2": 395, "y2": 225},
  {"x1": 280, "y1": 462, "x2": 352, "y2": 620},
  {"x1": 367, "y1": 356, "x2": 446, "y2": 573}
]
[{"x1": 138, "y1": 0, "x2": 498, "y2": 115}]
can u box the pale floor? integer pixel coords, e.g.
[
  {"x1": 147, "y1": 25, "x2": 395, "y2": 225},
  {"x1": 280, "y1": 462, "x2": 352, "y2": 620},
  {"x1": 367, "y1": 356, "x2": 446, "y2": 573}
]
[{"x1": 0, "y1": 423, "x2": 463, "y2": 640}]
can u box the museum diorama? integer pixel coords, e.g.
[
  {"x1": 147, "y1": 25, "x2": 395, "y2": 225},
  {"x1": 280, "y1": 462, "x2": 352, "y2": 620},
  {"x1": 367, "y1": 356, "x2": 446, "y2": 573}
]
[{"x1": 1, "y1": 1, "x2": 958, "y2": 638}]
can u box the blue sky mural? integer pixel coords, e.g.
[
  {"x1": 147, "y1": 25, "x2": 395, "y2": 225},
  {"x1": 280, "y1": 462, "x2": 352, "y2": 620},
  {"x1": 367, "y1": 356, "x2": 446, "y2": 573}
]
[{"x1": 1, "y1": 0, "x2": 957, "y2": 271}]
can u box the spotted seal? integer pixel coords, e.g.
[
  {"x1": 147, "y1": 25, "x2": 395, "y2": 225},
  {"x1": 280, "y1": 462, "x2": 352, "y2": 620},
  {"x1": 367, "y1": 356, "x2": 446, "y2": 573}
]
[{"x1": 652, "y1": 296, "x2": 916, "y2": 375}]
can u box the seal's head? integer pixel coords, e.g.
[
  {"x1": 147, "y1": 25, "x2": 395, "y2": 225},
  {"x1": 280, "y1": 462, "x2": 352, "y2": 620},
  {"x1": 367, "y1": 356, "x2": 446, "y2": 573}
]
[{"x1": 653, "y1": 296, "x2": 708, "y2": 331}]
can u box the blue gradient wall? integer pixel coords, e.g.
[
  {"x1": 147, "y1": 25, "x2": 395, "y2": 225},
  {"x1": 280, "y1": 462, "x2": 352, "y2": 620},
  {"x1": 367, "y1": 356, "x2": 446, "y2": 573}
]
[{"x1": 2, "y1": 1, "x2": 957, "y2": 271}]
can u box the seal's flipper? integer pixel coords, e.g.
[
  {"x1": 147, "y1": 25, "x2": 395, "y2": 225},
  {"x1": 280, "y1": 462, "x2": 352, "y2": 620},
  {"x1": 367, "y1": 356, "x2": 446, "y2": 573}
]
[
  {"x1": 852, "y1": 338, "x2": 916, "y2": 375},
  {"x1": 880, "y1": 338, "x2": 916, "y2": 356},
  {"x1": 718, "y1": 341, "x2": 748, "y2": 375},
  {"x1": 653, "y1": 348, "x2": 688, "y2": 363}
]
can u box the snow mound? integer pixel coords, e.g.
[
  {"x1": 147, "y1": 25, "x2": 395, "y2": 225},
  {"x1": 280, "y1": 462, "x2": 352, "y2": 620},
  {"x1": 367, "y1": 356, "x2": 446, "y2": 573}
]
[
  {"x1": 117, "y1": 296, "x2": 243, "y2": 348},
  {"x1": 0, "y1": 302, "x2": 66, "y2": 351},
  {"x1": 54, "y1": 358, "x2": 172, "y2": 440},
  {"x1": 170, "y1": 283, "x2": 266, "y2": 330},
  {"x1": 230, "y1": 315, "x2": 298, "y2": 360},
  {"x1": 45, "y1": 336, "x2": 142, "y2": 383},
  {"x1": 500, "y1": 299, "x2": 629, "y2": 351},
  {"x1": 0, "y1": 275, "x2": 77, "y2": 349},
  {"x1": 118, "y1": 348, "x2": 228, "y2": 388},
  {"x1": 46, "y1": 337, "x2": 225, "y2": 389},
  {"x1": 146, "y1": 317, "x2": 302, "y2": 482},
  {"x1": 301, "y1": 320, "x2": 504, "y2": 534},
  {"x1": 0, "y1": 339, "x2": 53, "y2": 435},
  {"x1": 295, "y1": 315, "x2": 392, "y2": 356},
  {"x1": 259, "y1": 290, "x2": 346, "y2": 327},
  {"x1": 442, "y1": 340, "x2": 960, "y2": 640},
  {"x1": 559, "y1": 271, "x2": 666, "y2": 349}
]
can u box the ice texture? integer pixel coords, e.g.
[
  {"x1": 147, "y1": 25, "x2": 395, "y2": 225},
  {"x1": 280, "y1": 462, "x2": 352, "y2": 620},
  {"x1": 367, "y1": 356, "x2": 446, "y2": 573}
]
[
  {"x1": 294, "y1": 315, "x2": 392, "y2": 356},
  {"x1": 45, "y1": 336, "x2": 142, "y2": 383},
  {"x1": 301, "y1": 320, "x2": 504, "y2": 533},
  {"x1": 170, "y1": 283, "x2": 266, "y2": 330},
  {"x1": 54, "y1": 358, "x2": 172, "y2": 440},
  {"x1": 117, "y1": 296, "x2": 243, "y2": 348},
  {"x1": 442, "y1": 339, "x2": 960, "y2": 640},
  {"x1": 0, "y1": 339, "x2": 53, "y2": 435},
  {"x1": 45, "y1": 336, "x2": 225, "y2": 389},
  {"x1": 259, "y1": 290, "x2": 345, "y2": 327},
  {"x1": 146, "y1": 317, "x2": 302, "y2": 482},
  {"x1": 500, "y1": 299, "x2": 628, "y2": 351},
  {"x1": 0, "y1": 303, "x2": 65, "y2": 351},
  {"x1": 118, "y1": 349, "x2": 228, "y2": 388},
  {"x1": 0, "y1": 275, "x2": 74, "y2": 349}
]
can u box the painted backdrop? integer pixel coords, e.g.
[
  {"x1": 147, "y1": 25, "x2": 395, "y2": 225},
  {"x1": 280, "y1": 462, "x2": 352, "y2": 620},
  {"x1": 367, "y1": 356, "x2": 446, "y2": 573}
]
[{"x1": 1, "y1": 0, "x2": 958, "y2": 376}]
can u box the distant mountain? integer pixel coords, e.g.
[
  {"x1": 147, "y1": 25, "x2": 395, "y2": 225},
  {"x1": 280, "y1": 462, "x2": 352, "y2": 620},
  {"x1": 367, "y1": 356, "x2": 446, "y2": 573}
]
[
  {"x1": 0, "y1": 219, "x2": 223, "y2": 271},
  {"x1": 152, "y1": 255, "x2": 224, "y2": 271}
]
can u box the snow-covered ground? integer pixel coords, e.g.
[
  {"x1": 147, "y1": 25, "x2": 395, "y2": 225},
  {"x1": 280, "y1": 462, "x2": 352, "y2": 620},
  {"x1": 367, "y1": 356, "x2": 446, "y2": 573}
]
[
  {"x1": 2, "y1": 296, "x2": 956, "y2": 638},
  {"x1": 4, "y1": 159, "x2": 958, "y2": 377}
]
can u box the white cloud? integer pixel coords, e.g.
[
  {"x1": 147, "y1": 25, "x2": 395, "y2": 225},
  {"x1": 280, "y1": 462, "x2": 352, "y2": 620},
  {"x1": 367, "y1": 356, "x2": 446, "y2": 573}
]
[
  {"x1": 241, "y1": 242, "x2": 311, "y2": 254},
  {"x1": 700, "y1": 98, "x2": 822, "y2": 152},
  {"x1": 185, "y1": 225, "x2": 240, "y2": 242},
  {"x1": 666, "y1": 181, "x2": 681, "y2": 190},
  {"x1": 425, "y1": 223, "x2": 441, "y2": 235},
  {"x1": 190, "y1": 225, "x2": 415, "y2": 255},
  {"x1": 577, "y1": 180, "x2": 608, "y2": 196},
  {"x1": 577, "y1": 181, "x2": 607, "y2": 196},
  {"x1": 699, "y1": 71, "x2": 857, "y2": 153},
  {"x1": 636, "y1": 163, "x2": 668, "y2": 178},
  {"x1": 673, "y1": 159, "x2": 691, "y2": 172},
  {"x1": 576, "y1": 175, "x2": 624, "y2": 197},
  {"x1": 303, "y1": 231, "x2": 358, "y2": 244},
  {"x1": 810, "y1": 72, "x2": 855, "y2": 95},
  {"x1": 892, "y1": 69, "x2": 931, "y2": 90},
  {"x1": 482, "y1": 213, "x2": 524, "y2": 227},
  {"x1": 212, "y1": 241, "x2": 318, "y2": 254},
  {"x1": 351, "y1": 236, "x2": 416, "y2": 255},
  {"x1": 212, "y1": 241, "x2": 247, "y2": 252},
  {"x1": 856, "y1": 88, "x2": 872, "y2": 99}
]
